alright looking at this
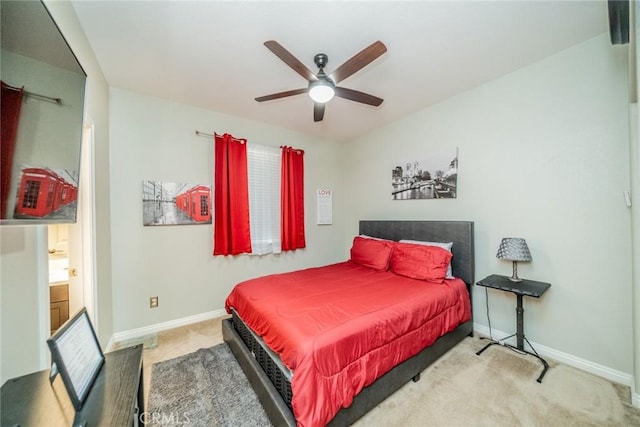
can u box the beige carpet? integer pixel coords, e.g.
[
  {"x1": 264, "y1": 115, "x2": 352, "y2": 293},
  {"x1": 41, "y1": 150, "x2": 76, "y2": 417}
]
[
  {"x1": 129, "y1": 318, "x2": 639, "y2": 426},
  {"x1": 354, "y1": 336, "x2": 640, "y2": 427}
]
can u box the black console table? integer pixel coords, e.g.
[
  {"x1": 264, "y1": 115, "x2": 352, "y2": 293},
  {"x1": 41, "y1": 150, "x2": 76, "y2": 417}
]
[
  {"x1": 475, "y1": 274, "x2": 551, "y2": 383},
  {"x1": 1, "y1": 344, "x2": 144, "y2": 426}
]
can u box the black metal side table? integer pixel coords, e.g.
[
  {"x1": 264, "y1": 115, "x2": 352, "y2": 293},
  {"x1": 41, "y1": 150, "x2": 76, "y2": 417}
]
[{"x1": 475, "y1": 274, "x2": 551, "y2": 383}]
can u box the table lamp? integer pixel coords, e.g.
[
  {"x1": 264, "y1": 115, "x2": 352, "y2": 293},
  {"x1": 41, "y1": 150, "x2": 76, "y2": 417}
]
[{"x1": 496, "y1": 237, "x2": 532, "y2": 282}]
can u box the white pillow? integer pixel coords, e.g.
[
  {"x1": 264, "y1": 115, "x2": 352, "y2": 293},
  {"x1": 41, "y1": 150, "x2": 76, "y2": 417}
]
[{"x1": 399, "y1": 239, "x2": 454, "y2": 279}]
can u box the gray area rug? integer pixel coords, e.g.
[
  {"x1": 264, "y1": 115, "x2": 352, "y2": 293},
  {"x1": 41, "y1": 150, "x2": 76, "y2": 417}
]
[
  {"x1": 149, "y1": 338, "x2": 640, "y2": 426},
  {"x1": 147, "y1": 343, "x2": 271, "y2": 426}
]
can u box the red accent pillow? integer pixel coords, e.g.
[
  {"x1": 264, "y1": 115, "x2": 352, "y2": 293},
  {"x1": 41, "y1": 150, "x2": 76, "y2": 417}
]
[
  {"x1": 350, "y1": 236, "x2": 393, "y2": 271},
  {"x1": 390, "y1": 242, "x2": 453, "y2": 283}
]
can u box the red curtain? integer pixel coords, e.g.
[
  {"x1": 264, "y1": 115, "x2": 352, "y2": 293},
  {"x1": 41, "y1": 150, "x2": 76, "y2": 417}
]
[
  {"x1": 213, "y1": 133, "x2": 252, "y2": 255},
  {"x1": 1, "y1": 82, "x2": 24, "y2": 219},
  {"x1": 281, "y1": 146, "x2": 305, "y2": 251}
]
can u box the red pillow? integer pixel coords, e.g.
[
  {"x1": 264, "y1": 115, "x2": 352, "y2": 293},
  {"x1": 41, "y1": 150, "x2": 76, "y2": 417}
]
[
  {"x1": 350, "y1": 236, "x2": 393, "y2": 271},
  {"x1": 390, "y1": 242, "x2": 453, "y2": 283}
]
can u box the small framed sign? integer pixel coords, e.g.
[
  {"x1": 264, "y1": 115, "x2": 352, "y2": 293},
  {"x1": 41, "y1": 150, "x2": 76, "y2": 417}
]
[
  {"x1": 316, "y1": 188, "x2": 332, "y2": 225},
  {"x1": 47, "y1": 307, "x2": 104, "y2": 411}
]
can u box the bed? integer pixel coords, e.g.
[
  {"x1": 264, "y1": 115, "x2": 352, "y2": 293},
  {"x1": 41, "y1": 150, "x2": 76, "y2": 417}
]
[{"x1": 222, "y1": 220, "x2": 474, "y2": 426}]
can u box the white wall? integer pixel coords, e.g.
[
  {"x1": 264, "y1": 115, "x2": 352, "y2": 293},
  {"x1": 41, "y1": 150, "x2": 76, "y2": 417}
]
[
  {"x1": 344, "y1": 34, "x2": 633, "y2": 374},
  {"x1": 630, "y1": 102, "x2": 640, "y2": 401},
  {"x1": 109, "y1": 89, "x2": 346, "y2": 333},
  {"x1": 631, "y1": 1, "x2": 640, "y2": 402},
  {"x1": 0, "y1": 227, "x2": 48, "y2": 382},
  {"x1": 1, "y1": 1, "x2": 111, "y2": 384}
]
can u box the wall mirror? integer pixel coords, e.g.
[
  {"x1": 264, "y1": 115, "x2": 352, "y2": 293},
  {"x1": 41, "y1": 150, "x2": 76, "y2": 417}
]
[{"x1": 1, "y1": 0, "x2": 86, "y2": 225}]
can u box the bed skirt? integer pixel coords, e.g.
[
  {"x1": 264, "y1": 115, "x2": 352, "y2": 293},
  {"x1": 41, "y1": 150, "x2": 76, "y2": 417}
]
[{"x1": 231, "y1": 310, "x2": 294, "y2": 409}]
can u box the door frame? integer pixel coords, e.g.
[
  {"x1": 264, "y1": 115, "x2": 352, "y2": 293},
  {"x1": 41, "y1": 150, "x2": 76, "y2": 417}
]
[
  {"x1": 78, "y1": 118, "x2": 98, "y2": 327},
  {"x1": 40, "y1": 117, "x2": 98, "y2": 368}
]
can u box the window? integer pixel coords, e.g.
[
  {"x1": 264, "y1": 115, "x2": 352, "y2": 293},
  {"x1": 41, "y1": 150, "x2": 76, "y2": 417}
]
[
  {"x1": 213, "y1": 132, "x2": 304, "y2": 256},
  {"x1": 247, "y1": 143, "x2": 281, "y2": 255}
]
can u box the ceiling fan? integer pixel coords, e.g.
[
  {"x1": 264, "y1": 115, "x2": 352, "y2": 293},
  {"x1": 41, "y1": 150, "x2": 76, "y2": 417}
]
[{"x1": 255, "y1": 40, "x2": 387, "y2": 122}]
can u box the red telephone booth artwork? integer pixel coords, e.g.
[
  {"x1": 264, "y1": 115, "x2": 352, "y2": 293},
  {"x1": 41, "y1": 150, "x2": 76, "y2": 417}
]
[
  {"x1": 14, "y1": 167, "x2": 78, "y2": 218},
  {"x1": 176, "y1": 185, "x2": 211, "y2": 223},
  {"x1": 142, "y1": 180, "x2": 211, "y2": 226}
]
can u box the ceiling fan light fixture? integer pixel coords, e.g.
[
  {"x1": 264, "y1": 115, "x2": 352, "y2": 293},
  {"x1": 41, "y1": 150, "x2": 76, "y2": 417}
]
[
  {"x1": 256, "y1": 40, "x2": 387, "y2": 121},
  {"x1": 308, "y1": 79, "x2": 335, "y2": 103}
]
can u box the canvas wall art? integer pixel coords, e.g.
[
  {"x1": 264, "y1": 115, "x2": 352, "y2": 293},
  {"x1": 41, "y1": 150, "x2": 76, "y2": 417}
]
[
  {"x1": 13, "y1": 164, "x2": 79, "y2": 220},
  {"x1": 392, "y1": 148, "x2": 458, "y2": 200},
  {"x1": 143, "y1": 180, "x2": 211, "y2": 226}
]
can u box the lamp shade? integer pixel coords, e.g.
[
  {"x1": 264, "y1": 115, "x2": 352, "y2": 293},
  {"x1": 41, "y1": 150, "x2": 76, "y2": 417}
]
[{"x1": 496, "y1": 238, "x2": 532, "y2": 262}]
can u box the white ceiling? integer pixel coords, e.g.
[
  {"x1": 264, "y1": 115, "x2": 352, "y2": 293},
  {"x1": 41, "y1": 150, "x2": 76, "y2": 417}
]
[{"x1": 71, "y1": 1, "x2": 609, "y2": 142}]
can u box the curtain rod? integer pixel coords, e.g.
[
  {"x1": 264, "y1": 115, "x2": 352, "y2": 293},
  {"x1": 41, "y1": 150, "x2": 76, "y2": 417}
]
[
  {"x1": 195, "y1": 130, "x2": 303, "y2": 154},
  {"x1": 195, "y1": 130, "x2": 214, "y2": 138},
  {"x1": 195, "y1": 131, "x2": 246, "y2": 144},
  {"x1": 3, "y1": 83, "x2": 62, "y2": 104}
]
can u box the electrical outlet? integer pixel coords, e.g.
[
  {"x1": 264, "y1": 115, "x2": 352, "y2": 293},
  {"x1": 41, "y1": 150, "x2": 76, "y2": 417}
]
[{"x1": 150, "y1": 296, "x2": 159, "y2": 308}]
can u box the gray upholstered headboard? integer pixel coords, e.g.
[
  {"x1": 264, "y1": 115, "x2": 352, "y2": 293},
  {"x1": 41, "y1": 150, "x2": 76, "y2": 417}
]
[{"x1": 359, "y1": 220, "x2": 475, "y2": 286}]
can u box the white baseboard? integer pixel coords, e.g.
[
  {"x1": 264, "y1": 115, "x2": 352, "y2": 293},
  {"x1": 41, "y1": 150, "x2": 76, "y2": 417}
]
[
  {"x1": 105, "y1": 335, "x2": 116, "y2": 353},
  {"x1": 473, "y1": 323, "x2": 635, "y2": 390},
  {"x1": 110, "y1": 309, "x2": 228, "y2": 350}
]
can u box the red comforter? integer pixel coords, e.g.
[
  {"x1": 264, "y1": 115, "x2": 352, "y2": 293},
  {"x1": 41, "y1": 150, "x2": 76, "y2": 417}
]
[{"x1": 225, "y1": 261, "x2": 471, "y2": 427}]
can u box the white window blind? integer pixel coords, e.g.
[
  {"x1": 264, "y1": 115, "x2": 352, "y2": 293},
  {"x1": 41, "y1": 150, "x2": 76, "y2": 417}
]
[{"x1": 247, "y1": 143, "x2": 281, "y2": 255}]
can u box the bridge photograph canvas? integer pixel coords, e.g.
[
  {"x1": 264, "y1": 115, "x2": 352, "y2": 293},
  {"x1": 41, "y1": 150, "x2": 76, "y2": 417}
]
[{"x1": 391, "y1": 147, "x2": 458, "y2": 200}]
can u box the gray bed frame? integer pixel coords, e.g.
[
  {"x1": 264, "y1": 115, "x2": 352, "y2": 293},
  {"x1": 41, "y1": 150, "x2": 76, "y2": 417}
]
[{"x1": 222, "y1": 220, "x2": 474, "y2": 426}]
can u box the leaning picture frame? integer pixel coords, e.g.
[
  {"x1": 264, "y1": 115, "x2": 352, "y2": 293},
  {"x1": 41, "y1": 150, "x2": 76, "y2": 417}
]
[{"x1": 46, "y1": 307, "x2": 104, "y2": 411}]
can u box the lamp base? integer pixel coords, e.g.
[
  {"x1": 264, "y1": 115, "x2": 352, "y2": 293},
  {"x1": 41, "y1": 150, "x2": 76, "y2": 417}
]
[{"x1": 510, "y1": 261, "x2": 522, "y2": 282}]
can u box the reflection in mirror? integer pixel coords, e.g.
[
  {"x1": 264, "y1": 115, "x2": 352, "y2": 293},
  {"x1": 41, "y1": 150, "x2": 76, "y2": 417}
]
[{"x1": 1, "y1": 0, "x2": 86, "y2": 224}]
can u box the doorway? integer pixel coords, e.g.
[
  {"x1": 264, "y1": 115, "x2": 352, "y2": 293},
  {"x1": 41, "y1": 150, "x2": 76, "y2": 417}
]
[{"x1": 47, "y1": 224, "x2": 74, "y2": 333}]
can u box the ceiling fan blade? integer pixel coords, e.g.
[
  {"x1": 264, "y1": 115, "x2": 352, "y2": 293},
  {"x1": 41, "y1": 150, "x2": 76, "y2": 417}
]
[
  {"x1": 313, "y1": 103, "x2": 325, "y2": 122},
  {"x1": 255, "y1": 88, "x2": 308, "y2": 102},
  {"x1": 264, "y1": 40, "x2": 318, "y2": 82},
  {"x1": 329, "y1": 41, "x2": 387, "y2": 84},
  {"x1": 334, "y1": 87, "x2": 383, "y2": 106}
]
